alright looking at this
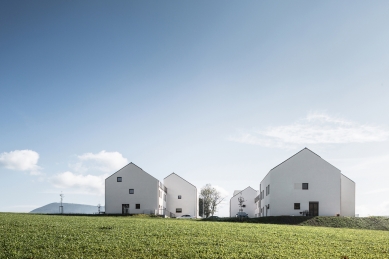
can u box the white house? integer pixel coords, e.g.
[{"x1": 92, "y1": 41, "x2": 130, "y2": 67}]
[
  {"x1": 257, "y1": 148, "x2": 355, "y2": 217},
  {"x1": 164, "y1": 173, "x2": 198, "y2": 218},
  {"x1": 105, "y1": 163, "x2": 197, "y2": 217},
  {"x1": 230, "y1": 186, "x2": 257, "y2": 218},
  {"x1": 105, "y1": 163, "x2": 167, "y2": 215}
]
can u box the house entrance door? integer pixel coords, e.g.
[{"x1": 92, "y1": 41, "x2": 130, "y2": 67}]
[
  {"x1": 309, "y1": 202, "x2": 319, "y2": 216},
  {"x1": 122, "y1": 204, "x2": 129, "y2": 214}
]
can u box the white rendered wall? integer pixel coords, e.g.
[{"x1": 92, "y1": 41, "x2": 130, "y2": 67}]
[
  {"x1": 254, "y1": 189, "x2": 261, "y2": 217},
  {"x1": 340, "y1": 174, "x2": 355, "y2": 217},
  {"x1": 260, "y1": 172, "x2": 271, "y2": 217},
  {"x1": 164, "y1": 173, "x2": 198, "y2": 217},
  {"x1": 260, "y1": 149, "x2": 342, "y2": 217},
  {"x1": 230, "y1": 187, "x2": 257, "y2": 218},
  {"x1": 105, "y1": 163, "x2": 159, "y2": 214}
]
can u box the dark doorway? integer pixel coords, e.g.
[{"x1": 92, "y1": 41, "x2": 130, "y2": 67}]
[
  {"x1": 122, "y1": 204, "x2": 129, "y2": 214},
  {"x1": 309, "y1": 202, "x2": 319, "y2": 216}
]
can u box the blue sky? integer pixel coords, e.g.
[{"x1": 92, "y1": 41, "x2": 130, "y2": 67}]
[{"x1": 1, "y1": 1, "x2": 389, "y2": 216}]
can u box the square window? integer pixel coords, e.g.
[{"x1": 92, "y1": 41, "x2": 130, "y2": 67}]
[
  {"x1": 294, "y1": 203, "x2": 300, "y2": 210},
  {"x1": 302, "y1": 183, "x2": 309, "y2": 190},
  {"x1": 176, "y1": 208, "x2": 182, "y2": 213},
  {"x1": 136, "y1": 204, "x2": 140, "y2": 209},
  {"x1": 178, "y1": 195, "x2": 182, "y2": 199},
  {"x1": 129, "y1": 189, "x2": 134, "y2": 194},
  {"x1": 117, "y1": 177, "x2": 122, "y2": 182}
]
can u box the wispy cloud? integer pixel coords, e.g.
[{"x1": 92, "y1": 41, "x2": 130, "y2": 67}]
[
  {"x1": 0, "y1": 150, "x2": 42, "y2": 175},
  {"x1": 70, "y1": 150, "x2": 128, "y2": 173},
  {"x1": 51, "y1": 150, "x2": 129, "y2": 195},
  {"x1": 229, "y1": 112, "x2": 389, "y2": 148},
  {"x1": 50, "y1": 171, "x2": 108, "y2": 195}
]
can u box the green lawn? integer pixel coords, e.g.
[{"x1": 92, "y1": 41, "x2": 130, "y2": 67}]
[{"x1": 0, "y1": 213, "x2": 388, "y2": 259}]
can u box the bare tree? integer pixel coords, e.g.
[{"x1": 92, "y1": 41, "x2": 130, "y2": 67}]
[{"x1": 200, "y1": 184, "x2": 226, "y2": 218}]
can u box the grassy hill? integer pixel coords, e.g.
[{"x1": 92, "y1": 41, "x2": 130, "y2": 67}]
[
  {"x1": 1, "y1": 213, "x2": 389, "y2": 258},
  {"x1": 204, "y1": 216, "x2": 389, "y2": 231}
]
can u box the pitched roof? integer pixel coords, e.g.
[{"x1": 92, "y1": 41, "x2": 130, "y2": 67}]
[
  {"x1": 105, "y1": 162, "x2": 160, "y2": 182},
  {"x1": 230, "y1": 186, "x2": 257, "y2": 200},
  {"x1": 164, "y1": 172, "x2": 197, "y2": 189}
]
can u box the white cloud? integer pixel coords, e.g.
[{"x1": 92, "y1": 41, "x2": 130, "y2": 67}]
[
  {"x1": 230, "y1": 112, "x2": 389, "y2": 148},
  {"x1": 0, "y1": 150, "x2": 42, "y2": 175},
  {"x1": 71, "y1": 150, "x2": 128, "y2": 173},
  {"x1": 50, "y1": 171, "x2": 107, "y2": 195}
]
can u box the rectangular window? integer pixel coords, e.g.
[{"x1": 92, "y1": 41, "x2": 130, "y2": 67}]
[
  {"x1": 178, "y1": 195, "x2": 182, "y2": 199},
  {"x1": 176, "y1": 208, "x2": 182, "y2": 213},
  {"x1": 268, "y1": 185, "x2": 270, "y2": 195},
  {"x1": 136, "y1": 204, "x2": 140, "y2": 209},
  {"x1": 117, "y1": 177, "x2": 122, "y2": 182},
  {"x1": 294, "y1": 203, "x2": 300, "y2": 210},
  {"x1": 302, "y1": 183, "x2": 309, "y2": 190},
  {"x1": 129, "y1": 189, "x2": 134, "y2": 194}
]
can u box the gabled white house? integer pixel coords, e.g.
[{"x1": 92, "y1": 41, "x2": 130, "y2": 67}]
[
  {"x1": 105, "y1": 163, "x2": 167, "y2": 215},
  {"x1": 105, "y1": 163, "x2": 197, "y2": 217},
  {"x1": 257, "y1": 148, "x2": 355, "y2": 217},
  {"x1": 230, "y1": 186, "x2": 257, "y2": 218},
  {"x1": 164, "y1": 173, "x2": 198, "y2": 218}
]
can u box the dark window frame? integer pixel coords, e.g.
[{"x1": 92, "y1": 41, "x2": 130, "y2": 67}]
[
  {"x1": 302, "y1": 183, "x2": 309, "y2": 190},
  {"x1": 117, "y1": 177, "x2": 122, "y2": 182},
  {"x1": 136, "y1": 204, "x2": 140, "y2": 209},
  {"x1": 294, "y1": 203, "x2": 300, "y2": 210},
  {"x1": 176, "y1": 208, "x2": 182, "y2": 213},
  {"x1": 129, "y1": 189, "x2": 134, "y2": 194},
  {"x1": 178, "y1": 195, "x2": 182, "y2": 199}
]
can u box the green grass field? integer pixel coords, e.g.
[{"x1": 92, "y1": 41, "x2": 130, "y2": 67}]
[{"x1": 1, "y1": 213, "x2": 388, "y2": 259}]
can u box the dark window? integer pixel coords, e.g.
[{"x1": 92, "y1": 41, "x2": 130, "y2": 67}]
[
  {"x1": 117, "y1": 177, "x2": 122, "y2": 182},
  {"x1": 176, "y1": 208, "x2": 182, "y2": 213},
  {"x1": 129, "y1": 189, "x2": 134, "y2": 194},
  {"x1": 136, "y1": 204, "x2": 140, "y2": 209},
  {"x1": 302, "y1": 183, "x2": 309, "y2": 190},
  {"x1": 178, "y1": 195, "x2": 182, "y2": 199},
  {"x1": 268, "y1": 185, "x2": 270, "y2": 195},
  {"x1": 294, "y1": 203, "x2": 300, "y2": 210},
  {"x1": 267, "y1": 204, "x2": 270, "y2": 209}
]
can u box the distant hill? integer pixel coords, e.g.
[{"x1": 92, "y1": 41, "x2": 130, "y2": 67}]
[{"x1": 30, "y1": 203, "x2": 104, "y2": 214}]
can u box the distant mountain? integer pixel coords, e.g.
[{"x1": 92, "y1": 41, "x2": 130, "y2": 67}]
[{"x1": 30, "y1": 203, "x2": 105, "y2": 214}]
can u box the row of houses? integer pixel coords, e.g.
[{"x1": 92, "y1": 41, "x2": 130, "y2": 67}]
[
  {"x1": 105, "y1": 148, "x2": 356, "y2": 217},
  {"x1": 230, "y1": 148, "x2": 355, "y2": 217},
  {"x1": 105, "y1": 163, "x2": 198, "y2": 217}
]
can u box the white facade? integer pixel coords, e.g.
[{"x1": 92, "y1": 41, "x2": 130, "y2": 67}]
[
  {"x1": 105, "y1": 163, "x2": 197, "y2": 217},
  {"x1": 257, "y1": 148, "x2": 355, "y2": 217},
  {"x1": 230, "y1": 186, "x2": 257, "y2": 218},
  {"x1": 105, "y1": 163, "x2": 166, "y2": 215},
  {"x1": 164, "y1": 173, "x2": 198, "y2": 217}
]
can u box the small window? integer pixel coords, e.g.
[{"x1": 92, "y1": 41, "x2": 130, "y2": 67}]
[
  {"x1": 294, "y1": 203, "x2": 300, "y2": 210},
  {"x1": 268, "y1": 185, "x2": 270, "y2": 195},
  {"x1": 178, "y1": 195, "x2": 182, "y2": 199},
  {"x1": 176, "y1": 208, "x2": 182, "y2": 213},
  {"x1": 267, "y1": 204, "x2": 270, "y2": 209},
  {"x1": 129, "y1": 189, "x2": 134, "y2": 194},
  {"x1": 117, "y1": 177, "x2": 122, "y2": 182},
  {"x1": 136, "y1": 204, "x2": 140, "y2": 209},
  {"x1": 302, "y1": 183, "x2": 309, "y2": 190}
]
